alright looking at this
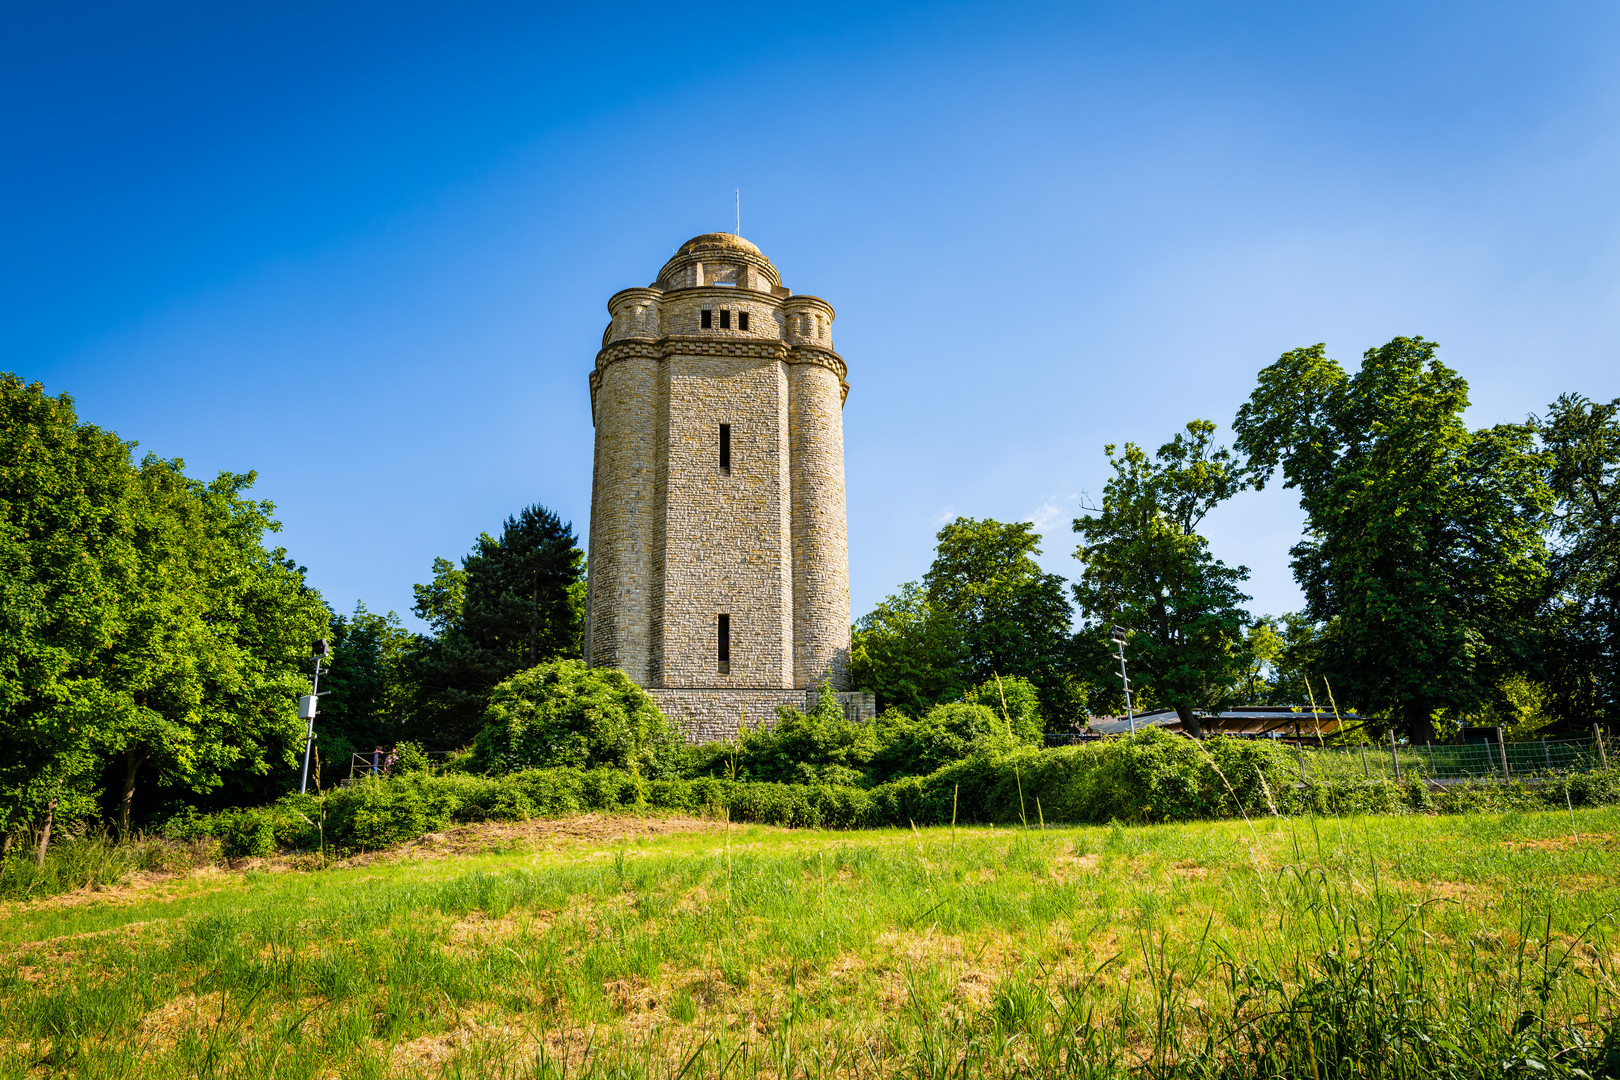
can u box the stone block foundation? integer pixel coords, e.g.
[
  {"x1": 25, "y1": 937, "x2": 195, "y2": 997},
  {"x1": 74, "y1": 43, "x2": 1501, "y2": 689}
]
[{"x1": 648, "y1": 688, "x2": 876, "y2": 743}]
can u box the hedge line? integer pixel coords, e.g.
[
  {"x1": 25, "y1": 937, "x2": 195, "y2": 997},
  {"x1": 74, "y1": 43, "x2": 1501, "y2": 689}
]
[{"x1": 169, "y1": 729, "x2": 1620, "y2": 857}]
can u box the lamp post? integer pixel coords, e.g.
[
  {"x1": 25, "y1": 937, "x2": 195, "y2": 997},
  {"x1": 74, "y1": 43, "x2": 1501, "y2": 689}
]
[
  {"x1": 1111, "y1": 624, "x2": 1135, "y2": 734},
  {"x1": 298, "y1": 639, "x2": 331, "y2": 795}
]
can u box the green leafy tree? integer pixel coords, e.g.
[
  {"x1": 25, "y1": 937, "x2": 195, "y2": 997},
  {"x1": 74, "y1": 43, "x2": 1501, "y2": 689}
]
[
  {"x1": 1072, "y1": 420, "x2": 1254, "y2": 737},
  {"x1": 472, "y1": 660, "x2": 682, "y2": 777},
  {"x1": 409, "y1": 505, "x2": 585, "y2": 747},
  {"x1": 1536, "y1": 393, "x2": 1620, "y2": 728},
  {"x1": 0, "y1": 375, "x2": 140, "y2": 833},
  {"x1": 1233, "y1": 338, "x2": 1550, "y2": 743},
  {"x1": 111, "y1": 459, "x2": 330, "y2": 826},
  {"x1": 848, "y1": 583, "x2": 970, "y2": 716},
  {"x1": 411, "y1": 557, "x2": 466, "y2": 637},
  {"x1": 923, "y1": 518, "x2": 1079, "y2": 725},
  {"x1": 0, "y1": 374, "x2": 329, "y2": 833},
  {"x1": 314, "y1": 604, "x2": 416, "y2": 777}
]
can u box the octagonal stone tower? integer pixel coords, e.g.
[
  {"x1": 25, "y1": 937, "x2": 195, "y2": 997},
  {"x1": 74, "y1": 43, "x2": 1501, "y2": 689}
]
[{"x1": 585, "y1": 233, "x2": 873, "y2": 740}]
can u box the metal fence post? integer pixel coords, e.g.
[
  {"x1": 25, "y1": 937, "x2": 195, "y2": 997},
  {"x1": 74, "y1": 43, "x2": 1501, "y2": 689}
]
[
  {"x1": 1597, "y1": 725, "x2": 1610, "y2": 770},
  {"x1": 1425, "y1": 741, "x2": 1435, "y2": 775},
  {"x1": 1497, "y1": 726, "x2": 1510, "y2": 782},
  {"x1": 1390, "y1": 731, "x2": 1401, "y2": 781},
  {"x1": 1542, "y1": 736, "x2": 1552, "y2": 773}
]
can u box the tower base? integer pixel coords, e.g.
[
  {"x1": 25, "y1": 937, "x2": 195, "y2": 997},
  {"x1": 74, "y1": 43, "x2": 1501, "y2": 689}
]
[{"x1": 648, "y1": 688, "x2": 877, "y2": 743}]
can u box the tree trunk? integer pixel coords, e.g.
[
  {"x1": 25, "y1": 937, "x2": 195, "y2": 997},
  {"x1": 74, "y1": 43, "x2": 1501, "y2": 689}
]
[
  {"x1": 120, "y1": 748, "x2": 149, "y2": 836},
  {"x1": 1174, "y1": 702, "x2": 1203, "y2": 739},
  {"x1": 36, "y1": 795, "x2": 58, "y2": 871},
  {"x1": 1405, "y1": 704, "x2": 1437, "y2": 746}
]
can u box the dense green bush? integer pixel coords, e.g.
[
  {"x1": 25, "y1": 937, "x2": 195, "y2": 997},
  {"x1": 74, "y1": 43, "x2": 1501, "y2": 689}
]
[
  {"x1": 471, "y1": 661, "x2": 684, "y2": 778},
  {"x1": 725, "y1": 684, "x2": 881, "y2": 786},
  {"x1": 962, "y1": 674, "x2": 1045, "y2": 740},
  {"x1": 156, "y1": 740, "x2": 1620, "y2": 856},
  {"x1": 868, "y1": 703, "x2": 1015, "y2": 785}
]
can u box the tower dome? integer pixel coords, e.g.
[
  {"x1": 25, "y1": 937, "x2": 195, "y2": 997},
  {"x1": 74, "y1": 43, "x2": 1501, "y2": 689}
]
[
  {"x1": 655, "y1": 233, "x2": 784, "y2": 293},
  {"x1": 675, "y1": 232, "x2": 763, "y2": 257}
]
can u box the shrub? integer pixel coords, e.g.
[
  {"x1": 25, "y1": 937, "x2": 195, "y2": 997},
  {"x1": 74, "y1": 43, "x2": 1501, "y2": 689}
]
[
  {"x1": 733, "y1": 684, "x2": 880, "y2": 785},
  {"x1": 868, "y1": 703, "x2": 1013, "y2": 784},
  {"x1": 963, "y1": 674, "x2": 1044, "y2": 741},
  {"x1": 471, "y1": 661, "x2": 684, "y2": 778},
  {"x1": 392, "y1": 741, "x2": 431, "y2": 773}
]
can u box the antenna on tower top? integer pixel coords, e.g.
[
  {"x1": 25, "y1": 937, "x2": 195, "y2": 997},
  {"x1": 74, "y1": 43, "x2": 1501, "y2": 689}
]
[{"x1": 735, "y1": 188, "x2": 740, "y2": 236}]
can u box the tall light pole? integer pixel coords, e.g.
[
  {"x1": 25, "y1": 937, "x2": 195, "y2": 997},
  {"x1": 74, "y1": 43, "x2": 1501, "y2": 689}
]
[
  {"x1": 1111, "y1": 624, "x2": 1136, "y2": 734},
  {"x1": 298, "y1": 638, "x2": 331, "y2": 795}
]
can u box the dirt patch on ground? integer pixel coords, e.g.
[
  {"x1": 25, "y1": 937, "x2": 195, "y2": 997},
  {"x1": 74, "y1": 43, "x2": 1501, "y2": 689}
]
[
  {"x1": 1501, "y1": 832, "x2": 1614, "y2": 852},
  {"x1": 392, "y1": 813, "x2": 740, "y2": 859},
  {"x1": 2, "y1": 814, "x2": 748, "y2": 917}
]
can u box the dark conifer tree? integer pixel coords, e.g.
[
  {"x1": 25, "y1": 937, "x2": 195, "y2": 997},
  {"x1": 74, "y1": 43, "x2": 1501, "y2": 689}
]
[{"x1": 406, "y1": 505, "x2": 584, "y2": 747}]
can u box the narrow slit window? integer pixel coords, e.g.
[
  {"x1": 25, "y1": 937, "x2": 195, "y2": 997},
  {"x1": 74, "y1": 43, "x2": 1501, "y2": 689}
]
[
  {"x1": 717, "y1": 614, "x2": 731, "y2": 674},
  {"x1": 719, "y1": 309, "x2": 731, "y2": 329},
  {"x1": 700, "y1": 309, "x2": 712, "y2": 329},
  {"x1": 719, "y1": 423, "x2": 731, "y2": 471},
  {"x1": 738, "y1": 311, "x2": 750, "y2": 331}
]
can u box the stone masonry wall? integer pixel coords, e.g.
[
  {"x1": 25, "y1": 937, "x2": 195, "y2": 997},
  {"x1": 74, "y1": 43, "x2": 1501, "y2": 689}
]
[
  {"x1": 785, "y1": 302, "x2": 850, "y2": 689},
  {"x1": 656, "y1": 348, "x2": 794, "y2": 688},
  {"x1": 649, "y1": 688, "x2": 877, "y2": 744},
  {"x1": 588, "y1": 235, "x2": 855, "y2": 702}
]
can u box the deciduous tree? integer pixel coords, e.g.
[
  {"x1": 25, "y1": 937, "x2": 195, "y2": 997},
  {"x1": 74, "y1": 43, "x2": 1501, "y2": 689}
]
[
  {"x1": 1071, "y1": 420, "x2": 1253, "y2": 737},
  {"x1": 1536, "y1": 393, "x2": 1620, "y2": 729},
  {"x1": 1233, "y1": 338, "x2": 1549, "y2": 743}
]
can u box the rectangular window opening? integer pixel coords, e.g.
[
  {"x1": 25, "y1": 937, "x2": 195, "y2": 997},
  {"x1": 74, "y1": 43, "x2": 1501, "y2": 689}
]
[
  {"x1": 719, "y1": 423, "x2": 731, "y2": 472},
  {"x1": 738, "y1": 311, "x2": 750, "y2": 331},
  {"x1": 700, "y1": 309, "x2": 712, "y2": 329},
  {"x1": 718, "y1": 614, "x2": 731, "y2": 674},
  {"x1": 719, "y1": 309, "x2": 731, "y2": 329}
]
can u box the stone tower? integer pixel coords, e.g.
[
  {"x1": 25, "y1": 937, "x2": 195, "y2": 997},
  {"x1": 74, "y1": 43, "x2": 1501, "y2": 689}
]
[{"x1": 585, "y1": 232, "x2": 873, "y2": 740}]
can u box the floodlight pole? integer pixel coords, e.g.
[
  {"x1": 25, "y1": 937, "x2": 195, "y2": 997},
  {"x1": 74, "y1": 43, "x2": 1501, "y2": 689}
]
[
  {"x1": 1111, "y1": 626, "x2": 1135, "y2": 734},
  {"x1": 299, "y1": 639, "x2": 331, "y2": 795}
]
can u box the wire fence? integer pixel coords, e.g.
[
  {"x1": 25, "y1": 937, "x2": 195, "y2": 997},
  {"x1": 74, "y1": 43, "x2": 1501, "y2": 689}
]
[
  {"x1": 1298, "y1": 733, "x2": 1610, "y2": 783},
  {"x1": 1044, "y1": 730, "x2": 1613, "y2": 783}
]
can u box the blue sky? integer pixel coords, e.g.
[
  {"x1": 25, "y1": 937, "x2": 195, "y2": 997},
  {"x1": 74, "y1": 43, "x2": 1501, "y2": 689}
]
[{"x1": 7, "y1": 1, "x2": 1620, "y2": 630}]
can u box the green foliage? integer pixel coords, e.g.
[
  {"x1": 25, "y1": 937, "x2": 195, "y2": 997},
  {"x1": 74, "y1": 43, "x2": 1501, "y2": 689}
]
[
  {"x1": 313, "y1": 603, "x2": 416, "y2": 780},
  {"x1": 730, "y1": 684, "x2": 881, "y2": 786},
  {"x1": 0, "y1": 373, "x2": 330, "y2": 834},
  {"x1": 925, "y1": 518, "x2": 1082, "y2": 723},
  {"x1": 867, "y1": 702, "x2": 1012, "y2": 785},
  {"x1": 1537, "y1": 392, "x2": 1620, "y2": 729},
  {"x1": 1072, "y1": 420, "x2": 1253, "y2": 736},
  {"x1": 0, "y1": 374, "x2": 139, "y2": 831},
  {"x1": 963, "y1": 673, "x2": 1044, "y2": 740},
  {"x1": 408, "y1": 505, "x2": 585, "y2": 746},
  {"x1": 410, "y1": 556, "x2": 465, "y2": 637},
  {"x1": 1234, "y1": 338, "x2": 1551, "y2": 742},
  {"x1": 141, "y1": 747, "x2": 1620, "y2": 859},
  {"x1": 471, "y1": 660, "x2": 683, "y2": 778},
  {"x1": 848, "y1": 582, "x2": 970, "y2": 716}
]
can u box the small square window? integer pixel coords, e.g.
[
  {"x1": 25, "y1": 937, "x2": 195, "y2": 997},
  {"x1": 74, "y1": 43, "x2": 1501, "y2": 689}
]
[
  {"x1": 719, "y1": 309, "x2": 731, "y2": 329},
  {"x1": 700, "y1": 309, "x2": 712, "y2": 329},
  {"x1": 738, "y1": 311, "x2": 750, "y2": 331}
]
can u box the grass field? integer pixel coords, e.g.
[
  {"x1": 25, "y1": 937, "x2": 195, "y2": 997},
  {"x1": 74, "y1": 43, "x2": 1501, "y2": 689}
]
[{"x1": 3, "y1": 808, "x2": 1618, "y2": 1079}]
